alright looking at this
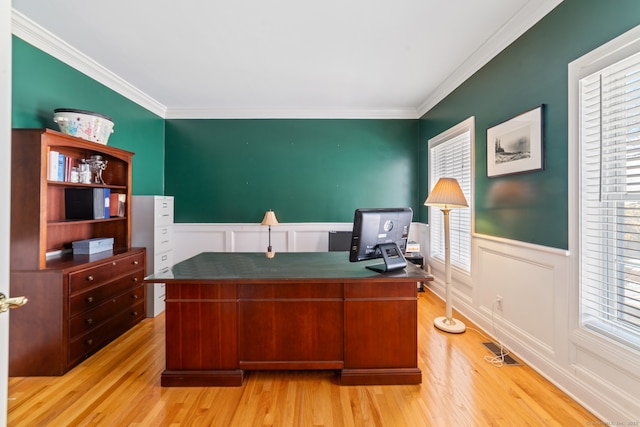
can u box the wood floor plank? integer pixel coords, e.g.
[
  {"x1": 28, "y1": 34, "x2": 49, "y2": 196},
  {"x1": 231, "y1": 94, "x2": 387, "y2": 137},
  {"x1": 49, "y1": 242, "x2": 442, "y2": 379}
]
[{"x1": 8, "y1": 290, "x2": 599, "y2": 426}]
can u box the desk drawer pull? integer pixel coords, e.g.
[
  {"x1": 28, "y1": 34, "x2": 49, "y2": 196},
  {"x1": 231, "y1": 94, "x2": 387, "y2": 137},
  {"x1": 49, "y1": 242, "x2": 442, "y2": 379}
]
[
  {"x1": 86, "y1": 296, "x2": 94, "y2": 303},
  {"x1": 133, "y1": 260, "x2": 139, "y2": 265},
  {"x1": 86, "y1": 318, "x2": 93, "y2": 325},
  {"x1": 87, "y1": 276, "x2": 94, "y2": 282}
]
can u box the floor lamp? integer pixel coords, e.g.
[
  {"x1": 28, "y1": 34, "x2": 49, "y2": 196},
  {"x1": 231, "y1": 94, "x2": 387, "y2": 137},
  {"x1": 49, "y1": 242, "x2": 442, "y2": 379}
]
[
  {"x1": 424, "y1": 177, "x2": 469, "y2": 334},
  {"x1": 261, "y1": 209, "x2": 279, "y2": 258}
]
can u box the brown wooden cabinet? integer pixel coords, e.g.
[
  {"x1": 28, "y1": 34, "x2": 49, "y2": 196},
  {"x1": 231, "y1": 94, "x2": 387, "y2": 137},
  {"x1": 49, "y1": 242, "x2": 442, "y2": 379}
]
[{"x1": 9, "y1": 129, "x2": 146, "y2": 376}]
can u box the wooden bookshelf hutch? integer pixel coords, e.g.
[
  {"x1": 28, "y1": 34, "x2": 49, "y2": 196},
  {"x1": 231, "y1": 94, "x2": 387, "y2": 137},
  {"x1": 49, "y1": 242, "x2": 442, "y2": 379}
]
[{"x1": 9, "y1": 129, "x2": 146, "y2": 376}]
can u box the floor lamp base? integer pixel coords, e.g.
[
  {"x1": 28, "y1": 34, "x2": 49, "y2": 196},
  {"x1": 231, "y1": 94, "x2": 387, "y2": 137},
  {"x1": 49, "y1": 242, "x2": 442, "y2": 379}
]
[{"x1": 434, "y1": 316, "x2": 466, "y2": 334}]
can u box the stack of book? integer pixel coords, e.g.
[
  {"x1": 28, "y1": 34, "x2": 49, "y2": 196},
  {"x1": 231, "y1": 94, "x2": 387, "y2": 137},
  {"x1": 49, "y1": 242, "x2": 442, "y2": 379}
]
[
  {"x1": 49, "y1": 150, "x2": 76, "y2": 182},
  {"x1": 65, "y1": 188, "x2": 111, "y2": 220},
  {"x1": 109, "y1": 193, "x2": 126, "y2": 217}
]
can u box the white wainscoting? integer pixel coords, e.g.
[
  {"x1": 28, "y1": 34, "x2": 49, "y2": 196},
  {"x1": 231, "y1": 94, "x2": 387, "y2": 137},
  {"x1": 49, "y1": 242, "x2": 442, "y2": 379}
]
[
  {"x1": 173, "y1": 222, "x2": 350, "y2": 263},
  {"x1": 418, "y1": 231, "x2": 639, "y2": 423},
  {"x1": 173, "y1": 222, "x2": 425, "y2": 264}
]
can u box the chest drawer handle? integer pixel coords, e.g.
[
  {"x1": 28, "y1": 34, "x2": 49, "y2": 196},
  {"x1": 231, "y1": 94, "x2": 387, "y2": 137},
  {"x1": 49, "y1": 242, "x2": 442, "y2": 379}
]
[
  {"x1": 132, "y1": 294, "x2": 139, "y2": 299},
  {"x1": 133, "y1": 277, "x2": 138, "y2": 282},
  {"x1": 87, "y1": 276, "x2": 94, "y2": 282},
  {"x1": 132, "y1": 311, "x2": 138, "y2": 316},
  {"x1": 86, "y1": 318, "x2": 93, "y2": 325},
  {"x1": 86, "y1": 297, "x2": 94, "y2": 303},
  {"x1": 133, "y1": 260, "x2": 139, "y2": 265},
  {"x1": 112, "y1": 262, "x2": 117, "y2": 266},
  {"x1": 86, "y1": 339, "x2": 93, "y2": 345}
]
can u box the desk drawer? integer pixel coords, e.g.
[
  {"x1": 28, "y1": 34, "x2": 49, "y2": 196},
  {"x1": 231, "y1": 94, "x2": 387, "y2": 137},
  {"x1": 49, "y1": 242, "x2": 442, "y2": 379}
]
[
  {"x1": 154, "y1": 226, "x2": 173, "y2": 253},
  {"x1": 154, "y1": 251, "x2": 173, "y2": 273},
  {"x1": 70, "y1": 285, "x2": 144, "y2": 337},
  {"x1": 69, "y1": 299, "x2": 145, "y2": 365},
  {"x1": 69, "y1": 252, "x2": 144, "y2": 294},
  {"x1": 165, "y1": 282, "x2": 236, "y2": 300},
  {"x1": 344, "y1": 282, "x2": 416, "y2": 299},
  {"x1": 238, "y1": 282, "x2": 343, "y2": 300},
  {"x1": 155, "y1": 198, "x2": 174, "y2": 226},
  {"x1": 69, "y1": 269, "x2": 144, "y2": 317}
]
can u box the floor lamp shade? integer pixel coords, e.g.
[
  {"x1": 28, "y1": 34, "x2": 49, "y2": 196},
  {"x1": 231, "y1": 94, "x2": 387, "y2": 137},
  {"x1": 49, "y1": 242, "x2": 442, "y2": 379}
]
[
  {"x1": 424, "y1": 178, "x2": 468, "y2": 334},
  {"x1": 424, "y1": 178, "x2": 468, "y2": 209}
]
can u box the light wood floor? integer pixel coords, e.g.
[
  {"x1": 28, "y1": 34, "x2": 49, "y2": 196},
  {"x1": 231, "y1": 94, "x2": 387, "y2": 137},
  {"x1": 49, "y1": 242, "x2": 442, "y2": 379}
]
[{"x1": 7, "y1": 290, "x2": 599, "y2": 426}]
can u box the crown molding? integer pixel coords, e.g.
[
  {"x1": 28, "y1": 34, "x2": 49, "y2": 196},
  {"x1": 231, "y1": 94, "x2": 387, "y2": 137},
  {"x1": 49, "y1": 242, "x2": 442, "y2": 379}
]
[
  {"x1": 11, "y1": 9, "x2": 167, "y2": 118},
  {"x1": 10, "y1": 8, "x2": 417, "y2": 121},
  {"x1": 416, "y1": 0, "x2": 564, "y2": 118},
  {"x1": 12, "y1": 0, "x2": 563, "y2": 121},
  {"x1": 165, "y1": 106, "x2": 419, "y2": 119}
]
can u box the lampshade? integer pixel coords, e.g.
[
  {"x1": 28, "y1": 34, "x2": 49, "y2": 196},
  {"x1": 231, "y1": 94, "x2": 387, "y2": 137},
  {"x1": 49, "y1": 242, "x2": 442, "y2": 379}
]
[
  {"x1": 424, "y1": 178, "x2": 468, "y2": 209},
  {"x1": 261, "y1": 210, "x2": 279, "y2": 226}
]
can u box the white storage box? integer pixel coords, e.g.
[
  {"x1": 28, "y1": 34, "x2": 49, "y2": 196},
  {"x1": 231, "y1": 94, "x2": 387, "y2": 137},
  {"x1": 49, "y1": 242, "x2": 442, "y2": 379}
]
[{"x1": 72, "y1": 237, "x2": 114, "y2": 254}]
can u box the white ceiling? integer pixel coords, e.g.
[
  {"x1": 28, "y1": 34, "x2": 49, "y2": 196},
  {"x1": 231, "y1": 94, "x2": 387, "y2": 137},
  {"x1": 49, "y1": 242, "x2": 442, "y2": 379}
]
[{"x1": 11, "y1": 0, "x2": 562, "y2": 119}]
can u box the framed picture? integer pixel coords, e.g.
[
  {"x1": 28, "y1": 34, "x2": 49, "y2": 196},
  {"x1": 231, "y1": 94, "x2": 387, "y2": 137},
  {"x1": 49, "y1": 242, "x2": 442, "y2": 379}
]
[{"x1": 486, "y1": 105, "x2": 544, "y2": 177}]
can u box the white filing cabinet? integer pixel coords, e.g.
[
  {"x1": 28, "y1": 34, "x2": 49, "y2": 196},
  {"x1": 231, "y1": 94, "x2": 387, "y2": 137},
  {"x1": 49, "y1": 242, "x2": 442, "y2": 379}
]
[{"x1": 132, "y1": 196, "x2": 174, "y2": 317}]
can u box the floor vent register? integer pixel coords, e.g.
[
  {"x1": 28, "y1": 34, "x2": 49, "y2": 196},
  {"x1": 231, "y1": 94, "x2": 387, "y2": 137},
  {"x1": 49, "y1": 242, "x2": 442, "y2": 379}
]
[{"x1": 482, "y1": 341, "x2": 521, "y2": 366}]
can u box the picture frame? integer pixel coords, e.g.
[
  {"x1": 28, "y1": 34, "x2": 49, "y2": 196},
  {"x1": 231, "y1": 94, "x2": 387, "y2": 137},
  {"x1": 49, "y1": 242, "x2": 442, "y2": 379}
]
[{"x1": 486, "y1": 105, "x2": 544, "y2": 177}]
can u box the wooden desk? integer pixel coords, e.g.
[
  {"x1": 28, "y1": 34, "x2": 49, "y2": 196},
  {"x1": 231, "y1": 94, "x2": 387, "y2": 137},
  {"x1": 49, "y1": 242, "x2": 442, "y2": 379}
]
[{"x1": 146, "y1": 252, "x2": 433, "y2": 386}]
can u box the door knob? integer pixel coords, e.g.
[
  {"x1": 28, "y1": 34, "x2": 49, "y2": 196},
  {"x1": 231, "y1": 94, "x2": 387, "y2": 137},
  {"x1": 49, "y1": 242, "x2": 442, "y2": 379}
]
[{"x1": 0, "y1": 292, "x2": 28, "y2": 313}]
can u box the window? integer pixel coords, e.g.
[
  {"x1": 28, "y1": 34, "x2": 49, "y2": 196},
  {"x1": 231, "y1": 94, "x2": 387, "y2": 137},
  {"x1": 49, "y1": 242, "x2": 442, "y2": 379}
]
[
  {"x1": 428, "y1": 117, "x2": 473, "y2": 273},
  {"x1": 573, "y1": 27, "x2": 640, "y2": 350}
]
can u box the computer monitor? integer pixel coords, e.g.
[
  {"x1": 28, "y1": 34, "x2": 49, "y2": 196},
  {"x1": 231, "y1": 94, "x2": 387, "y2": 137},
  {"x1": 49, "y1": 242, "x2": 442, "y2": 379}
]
[{"x1": 349, "y1": 208, "x2": 412, "y2": 273}]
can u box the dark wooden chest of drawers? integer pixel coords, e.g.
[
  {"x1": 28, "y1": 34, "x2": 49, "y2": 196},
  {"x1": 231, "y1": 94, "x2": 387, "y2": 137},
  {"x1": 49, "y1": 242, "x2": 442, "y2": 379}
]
[{"x1": 9, "y1": 248, "x2": 146, "y2": 376}]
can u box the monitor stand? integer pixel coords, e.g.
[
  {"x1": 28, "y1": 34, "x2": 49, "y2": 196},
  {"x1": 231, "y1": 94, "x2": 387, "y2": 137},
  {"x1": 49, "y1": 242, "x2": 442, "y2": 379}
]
[{"x1": 366, "y1": 243, "x2": 407, "y2": 273}]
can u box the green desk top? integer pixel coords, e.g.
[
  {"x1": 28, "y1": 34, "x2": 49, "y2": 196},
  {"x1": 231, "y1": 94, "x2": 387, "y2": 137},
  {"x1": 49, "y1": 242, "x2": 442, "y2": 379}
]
[{"x1": 145, "y1": 252, "x2": 432, "y2": 282}]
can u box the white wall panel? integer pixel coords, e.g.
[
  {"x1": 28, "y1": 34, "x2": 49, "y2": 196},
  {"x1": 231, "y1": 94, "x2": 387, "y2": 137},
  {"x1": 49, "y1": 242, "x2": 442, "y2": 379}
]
[
  {"x1": 173, "y1": 223, "x2": 354, "y2": 263},
  {"x1": 173, "y1": 225, "x2": 226, "y2": 262},
  {"x1": 231, "y1": 229, "x2": 272, "y2": 253},
  {"x1": 477, "y1": 246, "x2": 555, "y2": 351},
  {"x1": 174, "y1": 222, "x2": 423, "y2": 262},
  {"x1": 290, "y1": 230, "x2": 327, "y2": 252}
]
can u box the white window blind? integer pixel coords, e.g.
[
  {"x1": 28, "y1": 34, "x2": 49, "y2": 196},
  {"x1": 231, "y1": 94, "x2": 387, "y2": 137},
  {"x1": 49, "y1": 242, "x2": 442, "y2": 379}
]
[
  {"x1": 429, "y1": 127, "x2": 472, "y2": 273},
  {"x1": 579, "y1": 50, "x2": 640, "y2": 349}
]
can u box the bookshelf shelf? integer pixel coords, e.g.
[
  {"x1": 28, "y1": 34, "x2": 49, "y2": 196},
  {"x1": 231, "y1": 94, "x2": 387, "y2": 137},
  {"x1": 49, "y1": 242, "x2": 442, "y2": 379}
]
[
  {"x1": 48, "y1": 217, "x2": 128, "y2": 226},
  {"x1": 47, "y1": 180, "x2": 128, "y2": 191}
]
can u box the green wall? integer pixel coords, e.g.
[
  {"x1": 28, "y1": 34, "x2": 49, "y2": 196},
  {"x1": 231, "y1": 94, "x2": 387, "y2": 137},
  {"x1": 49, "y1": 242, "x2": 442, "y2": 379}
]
[
  {"x1": 419, "y1": 0, "x2": 640, "y2": 250},
  {"x1": 11, "y1": 36, "x2": 165, "y2": 195},
  {"x1": 165, "y1": 119, "x2": 419, "y2": 223},
  {"x1": 15, "y1": 0, "x2": 640, "y2": 242}
]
